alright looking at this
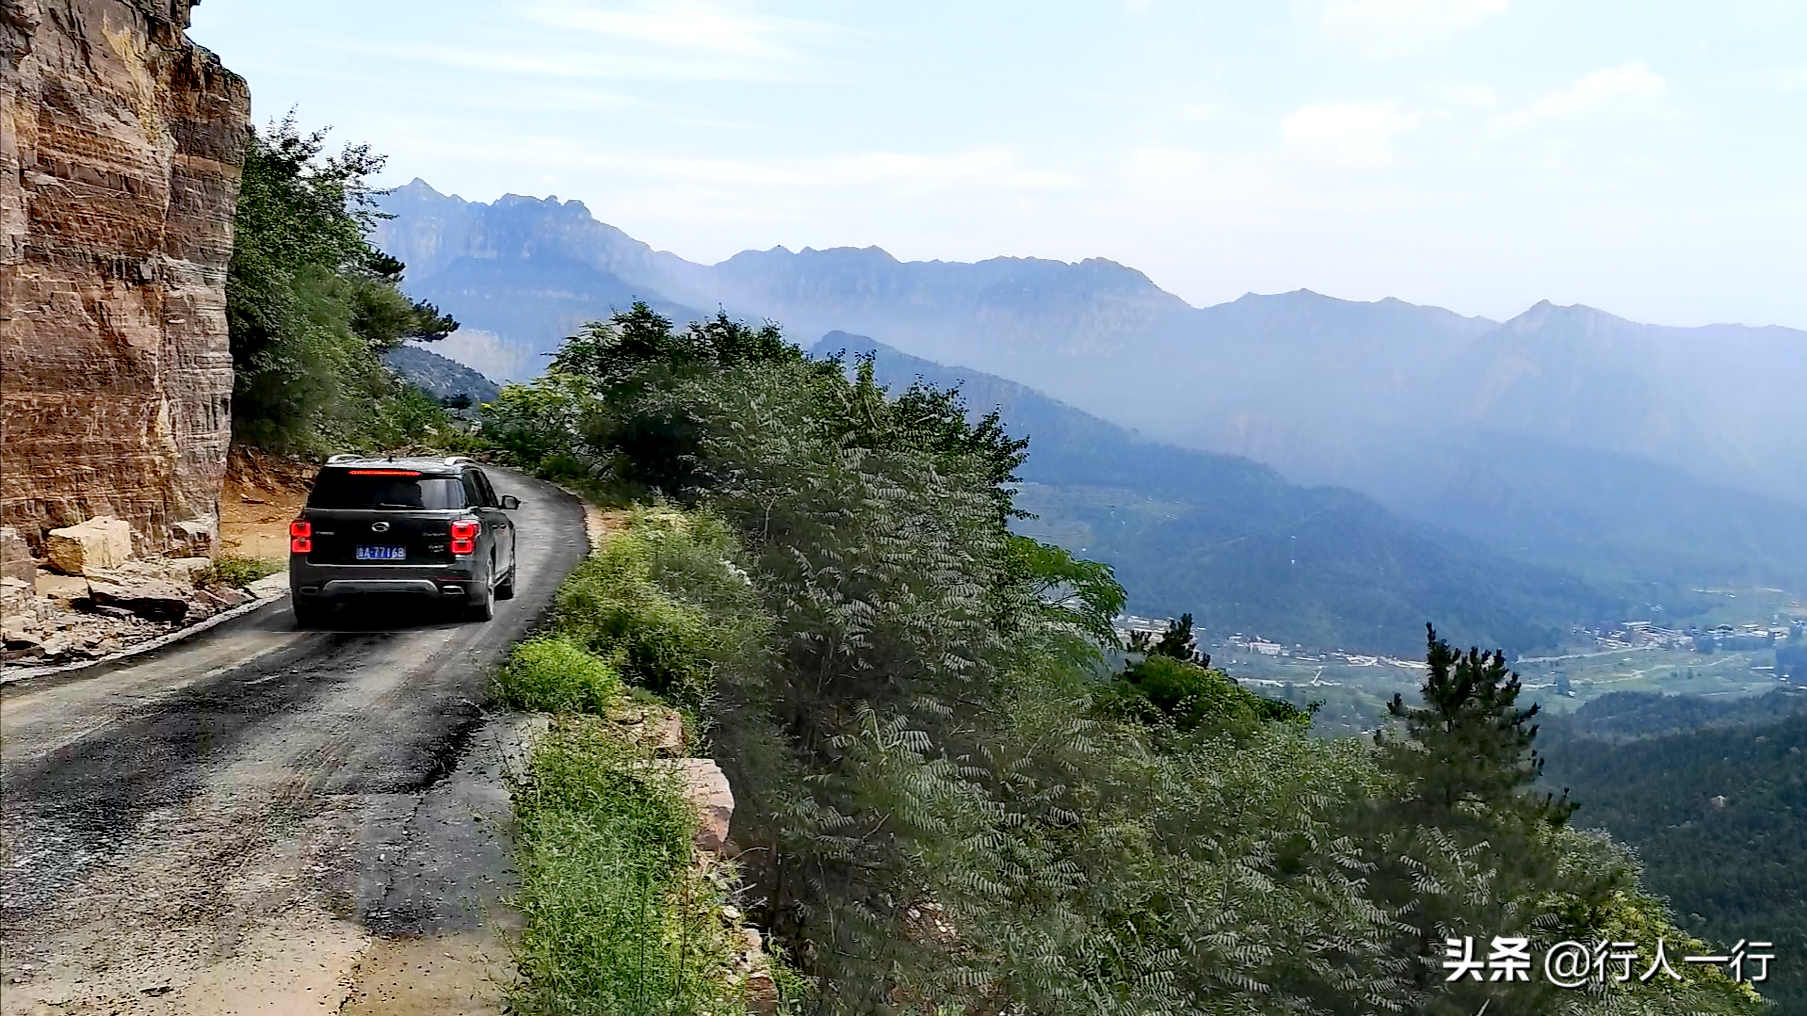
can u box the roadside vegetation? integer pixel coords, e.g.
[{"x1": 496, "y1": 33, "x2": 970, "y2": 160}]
[
  {"x1": 480, "y1": 302, "x2": 1766, "y2": 1016},
  {"x1": 494, "y1": 508, "x2": 795, "y2": 1015},
  {"x1": 509, "y1": 715, "x2": 745, "y2": 1015},
  {"x1": 190, "y1": 555, "x2": 283, "y2": 589},
  {"x1": 225, "y1": 114, "x2": 473, "y2": 456}
]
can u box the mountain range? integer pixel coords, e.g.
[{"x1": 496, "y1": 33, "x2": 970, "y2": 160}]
[
  {"x1": 375, "y1": 179, "x2": 1807, "y2": 636},
  {"x1": 820, "y1": 333, "x2": 1626, "y2": 655}
]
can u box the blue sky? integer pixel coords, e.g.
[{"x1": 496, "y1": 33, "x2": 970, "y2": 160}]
[{"x1": 189, "y1": 1, "x2": 1807, "y2": 328}]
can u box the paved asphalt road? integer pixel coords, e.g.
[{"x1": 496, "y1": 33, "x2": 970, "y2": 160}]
[{"x1": 0, "y1": 469, "x2": 588, "y2": 1014}]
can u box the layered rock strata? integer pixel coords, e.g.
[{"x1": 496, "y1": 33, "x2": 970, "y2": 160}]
[{"x1": 1, "y1": 0, "x2": 250, "y2": 555}]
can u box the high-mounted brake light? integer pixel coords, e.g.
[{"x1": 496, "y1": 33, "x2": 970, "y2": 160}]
[
  {"x1": 450, "y1": 519, "x2": 479, "y2": 555},
  {"x1": 289, "y1": 520, "x2": 312, "y2": 554},
  {"x1": 346, "y1": 469, "x2": 422, "y2": 476}
]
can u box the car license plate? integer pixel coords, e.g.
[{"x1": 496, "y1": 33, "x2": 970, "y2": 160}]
[{"x1": 356, "y1": 545, "x2": 407, "y2": 561}]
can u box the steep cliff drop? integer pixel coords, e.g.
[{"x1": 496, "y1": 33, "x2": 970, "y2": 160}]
[{"x1": 1, "y1": 0, "x2": 250, "y2": 558}]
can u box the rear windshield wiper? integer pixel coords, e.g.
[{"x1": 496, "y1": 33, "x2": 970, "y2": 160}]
[{"x1": 374, "y1": 502, "x2": 422, "y2": 510}]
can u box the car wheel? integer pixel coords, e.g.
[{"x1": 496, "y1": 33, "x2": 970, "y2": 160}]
[
  {"x1": 467, "y1": 576, "x2": 496, "y2": 622},
  {"x1": 293, "y1": 597, "x2": 329, "y2": 629},
  {"x1": 496, "y1": 567, "x2": 516, "y2": 601}
]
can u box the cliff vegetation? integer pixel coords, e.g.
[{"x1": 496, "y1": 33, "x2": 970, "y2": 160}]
[
  {"x1": 480, "y1": 304, "x2": 1767, "y2": 1016},
  {"x1": 225, "y1": 116, "x2": 466, "y2": 456}
]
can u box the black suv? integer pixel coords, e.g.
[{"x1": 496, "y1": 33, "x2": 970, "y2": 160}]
[{"x1": 288, "y1": 456, "x2": 520, "y2": 626}]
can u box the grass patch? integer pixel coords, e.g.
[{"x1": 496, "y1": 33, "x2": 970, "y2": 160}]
[
  {"x1": 498, "y1": 503, "x2": 795, "y2": 1013},
  {"x1": 508, "y1": 718, "x2": 742, "y2": 1016},
  {"x1": 550, "y1": 507, "x2": 772, "y2": 719},
  {"x1": 494, "y1": 636, "x2": 625, "y2": 714},
  {"x1": 192, "y1": 555, "x2": 282, "y2": 588}
]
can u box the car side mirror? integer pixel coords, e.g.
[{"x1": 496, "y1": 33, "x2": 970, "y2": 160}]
[{"x1": 500, "y1": 495, "x2": 520, "y2": 510}]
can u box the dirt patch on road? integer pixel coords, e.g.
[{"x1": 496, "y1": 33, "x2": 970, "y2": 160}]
[
  {"x1": 339, "y1": 931, "x2": 514, "y2": 1015},
  {"x1": 221, "y1": 447, "x2": 315, "y2": 561}
]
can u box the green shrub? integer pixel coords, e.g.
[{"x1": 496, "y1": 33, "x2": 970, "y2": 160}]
[
  {"x1": 510, "y1": 718, "x2": 741, "y2": 1015},
  {"x1": 554, "y1": 544, "x2": 714, "y2": 707},
  {"x1": 549, "y1": 512, "x2": 772, "y2": 715},
  {"x1": 494, "y1": 636, "x2": 624, "y2": 714},
  {"x1": 1102, "y1": 654, "x2": 1311, "y2": 737},
  {"x1": 192, "y1": 555, "x2": 282, "y2": 589}
]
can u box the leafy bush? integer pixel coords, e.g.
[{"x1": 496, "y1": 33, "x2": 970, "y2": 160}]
[
  {"x1": 1103, "y1": 654, "x2": 1311, "y2": 737},
  {"x1": 548, "y1": 509, "x2": 770, "y2": 716},
  {"x1": 509, "y1": 718, "x2": 741, "y2": 1016},
  {"x1": 493, "y1": 636, "x2": 624, "y2": 715},
  {"x1": 192, "y1": 555, "x2": 282, "y2": 589},
  {"x1": 553, "y1": 539, "x2": 715, "y2": 709}
]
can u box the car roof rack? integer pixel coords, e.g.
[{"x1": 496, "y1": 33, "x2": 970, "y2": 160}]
[
  {"x1": 443, "y1": 456, "x2": 473, "y2": 466},
  {"x1": 326, "y1": 454, "x2": 361, "y2": 464}
]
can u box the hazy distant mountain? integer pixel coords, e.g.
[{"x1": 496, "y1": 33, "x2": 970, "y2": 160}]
[
  {"x1": 376, "y1": 182, "x2": 703, "y2": 379},
  {"x1": 374, "y1": 180, "x2": 1807, "y2": 597},
  {"x1": 1426, "y1": 301, "x2": 1807, "y2": 502},
  {"x1": 1355, "y1": 429, "x2": 1807, "y2": 593},
  {"x1": 817, "y1": 333, "x2": 1625, "y2": 656},
  {"x1": 379, "y1": 343, "x2": 500, "y2": 405}
]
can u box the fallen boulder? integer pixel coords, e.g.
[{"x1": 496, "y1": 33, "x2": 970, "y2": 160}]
[
  {"x1": 1, "y1": 528, "x2": 36, "y2": 582},
  {"x1": 169, "y1": 520, "x2": 215, "y2": 558},
  {"x1": 2, "y1": 576, "x2": 33, "y2": 621},
  {"x1": 45, "y1": 518, "x2": 133, "y2": 575},
  {"x1": 83, "y1": 572, "x2": 193, "y2": 623}
]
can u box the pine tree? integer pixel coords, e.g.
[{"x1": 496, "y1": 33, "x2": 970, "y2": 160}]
[{"x1": 1383, "y1": 624, "x2": 1572, "y2": 824}]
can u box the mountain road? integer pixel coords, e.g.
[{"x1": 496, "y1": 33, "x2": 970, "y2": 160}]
[{"x1": 0, "y1": 468, "x2": 587, "y2": 1015}]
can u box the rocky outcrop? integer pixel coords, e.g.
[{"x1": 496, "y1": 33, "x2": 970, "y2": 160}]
[
  {"x1": 677, "y1": 757, "x2": 734, "y2": 854},
  {"x1": 44, "y1": 515, "x2": 133, "y2": 574},
  {"x1": 1, "y1": 0, "x2": 250, "y2": 556}
]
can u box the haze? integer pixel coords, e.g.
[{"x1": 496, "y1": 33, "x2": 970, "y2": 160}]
[{"x1": 189, "y1": 1, "x2": 1807, "y2": 330}]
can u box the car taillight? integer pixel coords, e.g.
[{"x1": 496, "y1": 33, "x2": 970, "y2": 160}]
[
  {"x1": 450, "y1": 519, "x2": 478, "y2": 555},
  {"x1": 289, "y1": 520, "x2": 311, "y2": 554}
]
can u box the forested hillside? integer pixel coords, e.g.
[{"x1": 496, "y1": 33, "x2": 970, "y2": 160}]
[
  {"x1": 816, "y1": 333, "x2": 1623, "y2": 656},
  {"x1": 478, "y1": 302, "x2": 1765, "y2": 1015},
  {"x1": 1542, "y1": 694, "x2": 1807, "y2": 1015},
  {"x1": 378, "y1": 344, "x2": 500, "y2": 407}
]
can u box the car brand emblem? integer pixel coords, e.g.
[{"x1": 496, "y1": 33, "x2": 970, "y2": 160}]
[{"x1": 370, "y1": 521, "x2": 391, "y2": 533}]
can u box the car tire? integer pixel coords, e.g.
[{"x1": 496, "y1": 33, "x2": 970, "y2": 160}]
[
  {"x1": 293, "y1": 597, "x2": 329, "y2": 629},
  {"x1": 496, "y1": 567, "x2": 516, "y2": 601},
  {"x1": 466, "y1": 576, "x2": 496, "y2": 622}
]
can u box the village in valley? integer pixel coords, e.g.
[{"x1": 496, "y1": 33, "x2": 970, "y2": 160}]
[{"x1": 1117, "y1": 589, "x2": 1807, "y2": 736}]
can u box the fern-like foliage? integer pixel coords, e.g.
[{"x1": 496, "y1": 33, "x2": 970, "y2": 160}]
[{"x1": 494, "y1": 306, "x2": 1766, "y2": 1016}]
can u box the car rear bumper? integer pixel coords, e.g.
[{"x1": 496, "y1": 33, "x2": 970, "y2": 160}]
[
  {"x1": 291, "y1": 562, "x2": 480, "y2": 600},
  {"x1": 317, "y1": 578, "x2": 447, "y2": 598}
]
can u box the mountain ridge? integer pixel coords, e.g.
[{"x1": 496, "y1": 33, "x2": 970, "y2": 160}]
[
  {"x1": 372, "y1": 180, "x2": 1807, "y2": 600},
  {"x1": 814, "y1": 331, "x2": 1626, "y2": 656}
]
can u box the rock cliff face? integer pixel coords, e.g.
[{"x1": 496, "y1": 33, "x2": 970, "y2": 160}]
[{"x1": 1, "y1": 0, "x2": 249, "y2": 555}]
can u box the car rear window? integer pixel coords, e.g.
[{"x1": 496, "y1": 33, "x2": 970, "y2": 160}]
[{"x1": 307, "y1": 470, "x2": 466, "y2": 510}]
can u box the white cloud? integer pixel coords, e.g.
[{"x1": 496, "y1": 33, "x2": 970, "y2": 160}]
[
  {"x1": 448, "y1": 0, "x2": 850, "y2": 81},
  {"x1": 1434, "y1": 82, "x2": 1498, "y2": 107},
  {"x1": 1493, "y1": 62, "x2": 1667, "y2": 129},
  {"x1": 1310, "y1": 0, "x2": 1509, "y2": 59},
  {"x1": 1748, "y1": 64, "x2": 1807, "y2": 91},
  {"x1": 1282, "y1": 101, "x2": 1421, "y2": 167},
  {"x1": 514, "y1": 0, "x2": 816, "y2": 58}
]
